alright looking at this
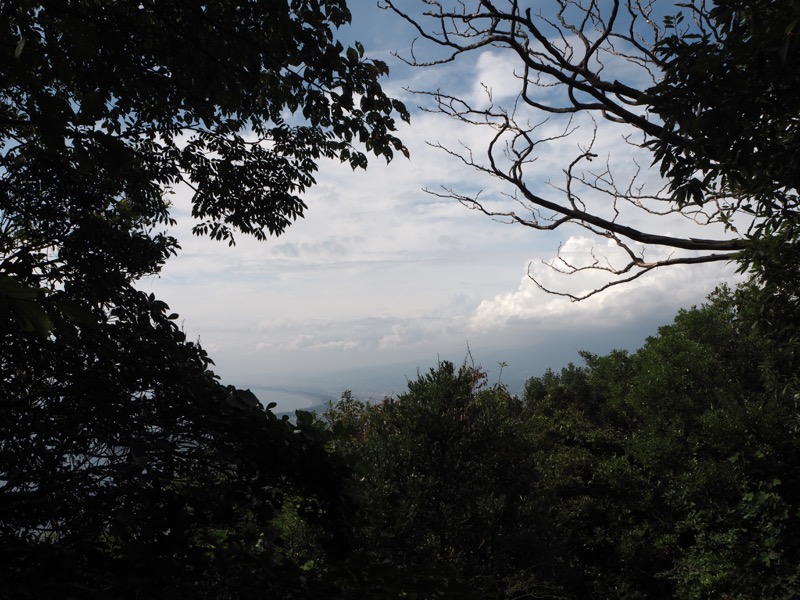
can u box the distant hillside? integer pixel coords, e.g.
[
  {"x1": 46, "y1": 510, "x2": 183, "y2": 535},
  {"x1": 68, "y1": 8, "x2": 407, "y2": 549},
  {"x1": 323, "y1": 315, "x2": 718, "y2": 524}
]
[{"x1": 275, "y1": 401, "x2": 332, "y2": 421}]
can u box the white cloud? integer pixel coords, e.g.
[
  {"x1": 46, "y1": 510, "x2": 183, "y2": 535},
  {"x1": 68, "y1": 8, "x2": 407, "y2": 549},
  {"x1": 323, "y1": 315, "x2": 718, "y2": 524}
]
[
  {"x1": 468, "y1": 51, "x2": 526, "y2": 105},
  {"x1": 378, "y1": 322, "x2": 426, "y2": 349},
  {"x1": 138, "y1": 4, "x2": 747, "y2": 406},
  {"x1": 469, "y1": 235, "x2": 743, "y2": 333}
]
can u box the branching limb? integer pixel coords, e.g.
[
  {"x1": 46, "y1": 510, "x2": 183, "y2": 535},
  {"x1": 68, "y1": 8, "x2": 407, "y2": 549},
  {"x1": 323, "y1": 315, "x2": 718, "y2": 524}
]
[
  {"x1": 384, "y1": 0, "x2": 753, "y2": 297},
  {"x1": 530, "y1": 227, "x2": 737, "y2": 301}
]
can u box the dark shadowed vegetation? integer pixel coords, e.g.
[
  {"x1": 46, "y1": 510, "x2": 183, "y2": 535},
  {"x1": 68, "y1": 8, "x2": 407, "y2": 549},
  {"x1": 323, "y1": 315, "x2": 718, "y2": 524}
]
[
  {"x1": 2, "y1": 0, "x2": 800, "y2": 598},
  {"x1": 320, "y1": 284, "x2": 800, "y2": 598}
]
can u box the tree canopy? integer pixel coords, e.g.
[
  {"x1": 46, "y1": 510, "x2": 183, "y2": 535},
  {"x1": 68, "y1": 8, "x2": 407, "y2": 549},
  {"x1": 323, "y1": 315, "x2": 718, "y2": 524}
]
[
  {"x1": 383, "y1": 0, "x2": 799, "y2": 297},
  {"x1": 322, "y1": 285, "x2": 800, "y2": 598},
  {"x1": 5, "y1": 1, "x2": 800, "y2": 597},
  {"x1": 0, "y1": 1, "x2": 408, "y2": 597},
  {"x1": 2, "y1": 0, "x2": 408, "y2": 321}
]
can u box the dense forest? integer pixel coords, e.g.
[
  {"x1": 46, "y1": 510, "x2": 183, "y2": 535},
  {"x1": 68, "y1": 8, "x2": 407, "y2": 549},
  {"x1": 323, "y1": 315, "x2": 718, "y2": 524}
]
[
  {"x1": 316, "y1": 282, "x2": 800, "y2": 598},
  {"x1": 2, "y1": 0, "x2": 800, "y2": 598}
]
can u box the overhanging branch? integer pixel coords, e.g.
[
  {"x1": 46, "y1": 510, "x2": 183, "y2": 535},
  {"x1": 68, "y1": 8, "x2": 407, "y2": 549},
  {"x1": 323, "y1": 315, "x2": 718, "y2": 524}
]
[{"x1": 384, "y1": 0, "x2": 759, "y2": 297}]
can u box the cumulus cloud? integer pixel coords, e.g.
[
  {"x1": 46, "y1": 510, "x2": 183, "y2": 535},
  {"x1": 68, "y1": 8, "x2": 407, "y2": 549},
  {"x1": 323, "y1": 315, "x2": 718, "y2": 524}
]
[
  {"x1": 140, "y1": 5, "x2": 746, "y2": 399},
  {"x1": 378, "y1": 322, "x2": 426, "y2": 349},
  {"x1": 469, "y1": 236, "x2": 743, "y2": 333},
  {"x1": 468, "y1": 50, "x2": 526, "y2": 105}
]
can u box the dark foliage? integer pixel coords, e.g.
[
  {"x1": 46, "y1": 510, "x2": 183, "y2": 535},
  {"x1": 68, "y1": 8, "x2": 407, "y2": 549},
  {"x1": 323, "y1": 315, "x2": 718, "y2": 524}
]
[
  {"x1": 0, "y1": 1, "x2": 407, "y2": 597},
  {"x1": 324, "y1": 286, "x2": 800, "y2": 598}
]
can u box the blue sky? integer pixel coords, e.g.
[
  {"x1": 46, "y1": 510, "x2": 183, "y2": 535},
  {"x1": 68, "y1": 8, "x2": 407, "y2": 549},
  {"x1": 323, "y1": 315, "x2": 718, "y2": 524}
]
[{"x1": 140, "y1": 2, "x2": 743, "y2": 410}]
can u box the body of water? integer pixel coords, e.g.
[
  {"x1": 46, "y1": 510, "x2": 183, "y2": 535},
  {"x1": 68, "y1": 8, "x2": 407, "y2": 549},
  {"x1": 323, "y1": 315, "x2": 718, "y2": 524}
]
[{"x1": 250, "y1": 386, "x2": 334, "y2": 414}]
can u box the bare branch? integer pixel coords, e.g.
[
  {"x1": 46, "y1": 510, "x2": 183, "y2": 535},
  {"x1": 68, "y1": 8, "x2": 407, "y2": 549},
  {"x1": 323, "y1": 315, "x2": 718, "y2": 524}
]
[
  {"x1": 384, "y1": 0, "x2": 752, "y2": 297},
  {"x1": 528, "y1": 250, "x2": 733, "y2": 301}
]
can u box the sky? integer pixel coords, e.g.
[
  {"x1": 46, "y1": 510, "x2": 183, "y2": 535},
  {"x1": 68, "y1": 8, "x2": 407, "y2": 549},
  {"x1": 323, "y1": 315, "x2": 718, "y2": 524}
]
[{"x1": 139, "y1": 2, "x2": 743, "y2": 411}]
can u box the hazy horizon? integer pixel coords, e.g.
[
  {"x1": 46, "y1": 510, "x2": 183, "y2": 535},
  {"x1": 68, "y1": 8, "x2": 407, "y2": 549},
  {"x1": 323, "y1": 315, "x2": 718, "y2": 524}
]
[{"x1": 142, "y1": 3, "x2": 744, "y2": 413}]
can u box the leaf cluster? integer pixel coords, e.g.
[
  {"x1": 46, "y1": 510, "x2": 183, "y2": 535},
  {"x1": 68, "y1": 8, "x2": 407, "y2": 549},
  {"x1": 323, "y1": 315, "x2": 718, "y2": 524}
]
[
  {"x1": 0, "y1": 1, "x2": 409, "y2": 597},
  {"x1": 648, "y1": 0, "x2": 800, "y2": 234}
]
